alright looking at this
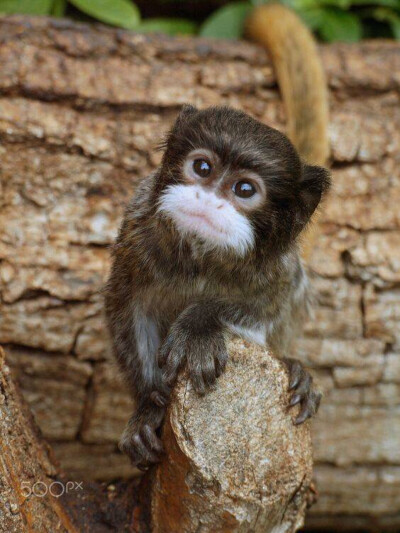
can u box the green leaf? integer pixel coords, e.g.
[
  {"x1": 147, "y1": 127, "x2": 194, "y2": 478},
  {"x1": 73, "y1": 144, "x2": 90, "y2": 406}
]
[
  {"x1": 200, "y1": 1, "x2": 253, "y2": 40},
  {"x1": 0, "y1": 0, "x2": 53, "y2": 14},
  {"x1": 250, "y1": 0, "x2": 298, "y2": 6},
  {"x1": 297, "y1": 7, "x2": 326, "y2": 30},
  {"x1": 318, "y1": 8, "x2": 362, "y2": 41},
  {"x1": 346, "y1": 0, "x2": 400, "y2": 7},
  {"x1": 138, "y1": 18, "x2": 197, "y2": 36},
  {"x1": 389, "y1": 14, "x2": 400, "y2": 39},
  {"x1": 51, "y1": 0, "x2": 66, "y2": 16},
  {"x1": 305, "y1": 0, "x2": 351, "y2": 7},
  {"x1": 370, "y1": 7, "x2": 400, "y2": 38},
  {"x1": 292, "y1": 0, "x2": 400, "y2": 9},
  {"x1": 69, "y1": 0, "x2": 140, "y2": 29}
]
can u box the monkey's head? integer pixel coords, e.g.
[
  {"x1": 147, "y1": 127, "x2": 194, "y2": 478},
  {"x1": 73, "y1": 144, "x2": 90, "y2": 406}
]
[{"x1": 157, "y1": 105, "x2": 330, "y2": 257}]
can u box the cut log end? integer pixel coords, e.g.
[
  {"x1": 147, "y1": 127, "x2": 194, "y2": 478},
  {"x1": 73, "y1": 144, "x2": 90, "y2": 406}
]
[{"x1": 151, "y1": 339, "x2": 314, "y2": 533}]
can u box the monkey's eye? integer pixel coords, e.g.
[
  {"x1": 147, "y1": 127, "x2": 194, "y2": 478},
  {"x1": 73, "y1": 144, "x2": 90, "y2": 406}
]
[
  {"x1": 233, "y1": 181, "x2": 256, "y2": 198},
  {"x1": 193, "y1": 159, "x2": 212, "y2": 178}
]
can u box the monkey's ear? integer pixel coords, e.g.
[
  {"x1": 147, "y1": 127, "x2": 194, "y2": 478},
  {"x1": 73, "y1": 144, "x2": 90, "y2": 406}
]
[
  {"x1": 158, "y1": 104, "x2": 198, "y2": 152},
  {"x1": 173, "y1": 104, "x2": 198, "y2": 130},
  {"x1": 299, "y1": 164, "x2": 331, "y2": 222}
]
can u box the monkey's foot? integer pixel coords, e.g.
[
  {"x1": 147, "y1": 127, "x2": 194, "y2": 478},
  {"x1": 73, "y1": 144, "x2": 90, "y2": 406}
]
[
  {"x1": 282, "y1": 357, "x2": 322, "y2": 425},
  {"x1": 119, "y1": 405, "x2": 165, "y2": 470}
]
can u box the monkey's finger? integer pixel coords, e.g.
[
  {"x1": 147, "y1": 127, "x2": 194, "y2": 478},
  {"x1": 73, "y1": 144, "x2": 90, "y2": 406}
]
[
  {"x1": 120, "y1": 436, "x2": 154, "y2": 467},
  {"x1": 295, "y1": 372, "x2": 312, "y2": 397},
  {"x1": 158, "y1": 336, "x2": 174, "y2": 367},
  {"x1": 162, "y1": 355, "x2": 182, "y2": 387},
  {"x1": 189, "y1": 363, "x2": 207, "y2": 395},
  {"x1": 215, "y1": 350, "x2": 228, "y2": 378},
  {"x1": 294, "y1": 406, "x2": 311, "y2": 425},
  {"x1": 150, "y1": 379, "x2": 171, "y2": 408},
  {"x1": 284, "y1": 358, "x2": 304, "y2": 390},
  {"x1": 131, "y1": 432, "x2": 160, "y2": 464},
  {"x1": 141, "y1": 424, "x2": 164, "y2": 455},
  {"x1": 294, "y1": 391, "x2": 322, "y2": 425},
  {"x1": 150, "y1": 390, "x2": 168, "y2": 408},
  {"x1": 201, "y1": 356, "x2": 217, "y2": 388},
  {"x1": 289, "y1": 393, "x2": 302, "y2": 407}
]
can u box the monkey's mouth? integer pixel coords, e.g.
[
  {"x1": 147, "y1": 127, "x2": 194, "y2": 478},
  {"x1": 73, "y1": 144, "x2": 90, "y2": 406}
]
[
  {"x1": 179, "y1": 209, "x2": 228, "y2": 236},
  {"x1": 157, "y1": 183, "x2": 255, "y2": 256}
]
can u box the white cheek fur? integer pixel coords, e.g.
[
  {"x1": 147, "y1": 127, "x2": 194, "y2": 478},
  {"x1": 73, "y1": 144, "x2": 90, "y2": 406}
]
[{"x1": 157, "y1": 184, "x2": 255, "y2": 256}]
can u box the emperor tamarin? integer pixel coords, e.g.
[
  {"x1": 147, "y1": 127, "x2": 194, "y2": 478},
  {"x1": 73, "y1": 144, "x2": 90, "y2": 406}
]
[{"x1": 105, "y1": 105, "x2": 331, "y2": 468}]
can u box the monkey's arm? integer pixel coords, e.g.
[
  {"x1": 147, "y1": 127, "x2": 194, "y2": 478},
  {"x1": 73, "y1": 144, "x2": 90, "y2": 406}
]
[
  {"x1": 153, "y1": 293, "x2": 320, "y2": 424},
  {"x1": 151, "y1": 297, "x2": 270, "y2": 403},
  {"x1": 152, "y1": 298, "x2": 235, "y2": 399}
]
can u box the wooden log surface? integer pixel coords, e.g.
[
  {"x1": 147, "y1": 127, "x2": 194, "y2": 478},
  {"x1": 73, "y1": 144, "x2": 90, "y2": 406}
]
[
  {"x1": 1, "y1": 15, "x2": 400, "y2": 530},
  {"x1": 0, "y1": 347, "x2": 76, "y2": 532},
  {"x1": 0, "y1": 345, "x2": 143, "y2": 532},
  {"x1": 151, "y1": 341, "x2": 313, "y2": 533}
]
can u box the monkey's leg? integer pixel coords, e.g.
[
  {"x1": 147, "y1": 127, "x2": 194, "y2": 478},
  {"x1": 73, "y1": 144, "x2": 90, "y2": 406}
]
[
  {"x1": 119, "y1": 402, "x2": 165, "y2": 470},
  {"x1": 268, "y1": 287, "x2": 322, "y2": 425},
  {"x1": 107, "y1": 298, "x2": 167, "y2": 467},
  {"x1": 282, "y1": 357, "x2": 322, "y2": 425}
]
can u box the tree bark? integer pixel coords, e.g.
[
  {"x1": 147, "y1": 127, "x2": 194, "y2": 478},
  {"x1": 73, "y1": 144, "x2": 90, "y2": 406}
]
[
  {"x1": 0, "y1": 346, "x2": 78, "y2": 532},
  {"x1": 151, "y1": 340, "x2": 313, "y2": 533},
  {"x1": 0, "y1": 345, "x2": 141, "y2": 532}
]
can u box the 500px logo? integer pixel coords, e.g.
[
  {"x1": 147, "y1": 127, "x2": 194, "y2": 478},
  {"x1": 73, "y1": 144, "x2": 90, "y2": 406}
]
[{"x1": 21, "y1": 480, "x2": 84, "y2": 498}]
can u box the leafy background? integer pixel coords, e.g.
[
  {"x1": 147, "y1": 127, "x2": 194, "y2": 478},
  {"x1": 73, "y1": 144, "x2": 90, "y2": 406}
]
[{"x1": 0, "y1": 0, "x2": 399, "y2": 41}]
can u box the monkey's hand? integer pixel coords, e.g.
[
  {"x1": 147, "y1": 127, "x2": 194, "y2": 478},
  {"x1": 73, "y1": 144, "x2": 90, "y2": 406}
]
[
  {"x1": 152, "y1": 326, "x2": 229, "y2": 406},
  {"x1": 119, "y1": 403, "x2": 165, "y2": 470},
  {"x1": 283, "y1": 357, "x2": 322, "y2": 425}
]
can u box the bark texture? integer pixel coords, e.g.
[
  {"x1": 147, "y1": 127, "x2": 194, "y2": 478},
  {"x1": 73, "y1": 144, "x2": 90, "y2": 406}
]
[
  {"x1": 0, "y1": 347, "x2": 76, "y2": 532},
  {"x1": 0, "y1": 15, "x2": 400, "y2": 529},
  {"x1": 0, "y1": 345, "x2": 145, "y2": 533},
  {"x1": 151, "y1": 341, "x2": 312, "y2": 533}
]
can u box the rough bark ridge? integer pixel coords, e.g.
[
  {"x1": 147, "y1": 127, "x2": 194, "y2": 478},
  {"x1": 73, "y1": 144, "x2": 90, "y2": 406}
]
[{"x1": 0, "y1": 15, "x2": 400, "y2": 529}]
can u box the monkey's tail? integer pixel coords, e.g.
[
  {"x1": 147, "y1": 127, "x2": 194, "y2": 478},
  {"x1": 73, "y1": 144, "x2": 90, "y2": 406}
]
[
  {"x1": 246, "y1": 4, "x2": 329, "y2": 167},
  {"x1": 246, "y1": 3, "x2": 330, "y2": 258}
]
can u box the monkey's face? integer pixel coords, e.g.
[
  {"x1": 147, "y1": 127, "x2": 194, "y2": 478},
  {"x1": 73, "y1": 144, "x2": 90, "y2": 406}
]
[
  {"x1": 158, "y1": 147, "x2": 267, "y2": 256},
  {"x1": 157, "y1": 106, "x2": 330, "y2": 257}
]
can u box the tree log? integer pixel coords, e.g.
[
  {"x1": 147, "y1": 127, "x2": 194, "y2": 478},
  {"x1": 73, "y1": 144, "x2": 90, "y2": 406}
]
[
  {"x1": 0, "y1": 346, "x2": 78, "y2": 532},
  {"x1": 151, "y1": 340, "x2": 313, "y2": 533},
  {"x1": 1, "y1": 335, "x2": 313, "y2": 532},
  {"x1": 0, "y1": 345, "x2": 142, "y2": 532}
]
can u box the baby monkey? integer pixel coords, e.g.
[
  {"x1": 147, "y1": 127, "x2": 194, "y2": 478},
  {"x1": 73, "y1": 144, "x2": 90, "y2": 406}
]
[{"x1": 105, "y1": 105, "x2": 330, "y2": 468}]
